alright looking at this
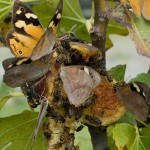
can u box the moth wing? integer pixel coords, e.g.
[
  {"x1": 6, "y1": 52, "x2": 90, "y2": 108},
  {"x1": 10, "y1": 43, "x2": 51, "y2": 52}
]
[
  {"x1": 31, "y1": 98, "x2": 48, "y2": 148},
  {"x1": 31, "y1": 0, "x2": 63, "y2": 60},
  {"x1": 30, "y1": 28, "x2": 55, "y2": 60},
  {"x1": 70, "y1": 70, "x2": 93, "y2": 107},
  {"x1": 60, "y1": 66, "x2": 101, "y2": 107},
  {"x1": 2, "y1": 57, "x2": 27, "y2": 71},
  {"x1": 3, "y1": 61, "x2": 49, "y2": 87},
  {"x1": 6, "y1": 0, "x2": 44, "y2": 57},
  {"x1": 116, "y1": 87, "x2": 149, "y2": 121},
  {"x1": 134, "y1": 81, "x2": 150, "y2": 102},
  {"x1": 87, "y1": 66, "x2": 101, "y2": 88}
]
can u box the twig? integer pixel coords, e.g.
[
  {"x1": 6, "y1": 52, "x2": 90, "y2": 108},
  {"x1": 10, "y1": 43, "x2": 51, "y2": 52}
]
[
  {"x1": 90, "y1": 0, "x2": 109, "y2": 69},
  {"x1": 88, "y1": 126, "x2": 108, "y2": 150}
]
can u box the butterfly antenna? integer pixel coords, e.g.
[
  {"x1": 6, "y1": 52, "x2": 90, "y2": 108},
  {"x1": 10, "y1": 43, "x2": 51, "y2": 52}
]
[
  {"x1": 125, "y1": 75, "x2": 131, "y2": 82},
  {"x1": 30, "y1": 98, "x2": 48, "y2": 150}
]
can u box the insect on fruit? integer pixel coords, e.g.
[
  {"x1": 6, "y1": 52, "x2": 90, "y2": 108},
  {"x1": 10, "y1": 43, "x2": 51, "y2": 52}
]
[
  {"x1": 3, "y1": 0, "x2": 63, "y2": 88},
  {"x1": 6, "y1": 0, "x2": 63, "y2": 59},
  {"x1": 3, "y1": 0, "x2": 64, "y2": 148},
  {"x1": 85, "y1": 115, "x2": 102, "y2": 125},
  {"x1": 60, "y1": 65, "x2": 101, "y2": 107},
  {"x1": 114, "y1": 81, "x2": 150, "y2": 121}
]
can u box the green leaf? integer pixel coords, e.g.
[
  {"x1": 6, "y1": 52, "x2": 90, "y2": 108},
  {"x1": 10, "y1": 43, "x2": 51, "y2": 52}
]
[
  {"x1": 113, "y1": 123, "x2": 136, "y2": 150},
  {"x1": 0, "y1": 0, "x2": 12, "y2": 46},
  {"x1": 140, "y1": 125, "x2": 150, "y2": 149},
  {"x1": 107, "y1": 125, "x2": 118, "y2": 150},
  {"x1": 129, "y1": 73, "x2": 150, "y2": 87},
  {"x1": 75, "y1": 126, "x2": 92, "y2": 150},
  {"x1": 107, "y1": 113, "x2": 138, "y2": 150},
  {"x1": 0, "y1": 83, "x2": 14, "y2": 110},
  {"x1": 113, "y1": 123, "x2": 150, "y2": 150},
  {"x1": 0, "y1": 110, "x2": 47, "y2": 150},
  {"x1": 0, "y1": 96, "x2": 12, "y2": 110},
  {"x1": 109, "y1": 65, "x2": 126, "y2": 81},
  {"x1": 0, "y1": 83, "x2": 24, "y2": 111},
  {"x1": 118, "y1": 112, "x2": 137, "y2": 125},
  {"x1": 0, "y1": 0, "x2": 42, "y2": 22},
  {"x1": 118, "y1": 0, "x2": 150, "y2": 57},
  {"x1": 0, "y1": 0, "x2": 13, "y2": 21},
  {"x1": 106, "y1": 20, "x2": 128, "y2": 49},
  {"x1": 127, "y1": 14, "x2": 150, "y2": 57},
  {"x1": 0, "y1": 83, "x2": 14, "y2": 98},
  {"x1": 22, "y1": 0, "x2": 41, "y2": 3},
  {"x1": 0, "y1": 13, "x2": 12, "y2": 44},
  {"x1": 32, "y1": 0, "x2": 90, "y2": 42}
]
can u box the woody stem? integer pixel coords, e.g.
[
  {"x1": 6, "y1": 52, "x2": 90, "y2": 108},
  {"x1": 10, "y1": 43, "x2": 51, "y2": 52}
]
[
  {"x1": 90, "y1": 0, "x2": 109, "y2": 70},
  {"x1": 89, "y1": 0, "x2": 110, "y2": 149}
]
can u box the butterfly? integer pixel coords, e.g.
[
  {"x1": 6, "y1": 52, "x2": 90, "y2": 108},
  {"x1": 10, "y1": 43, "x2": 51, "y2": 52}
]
[
  {"x1": 6, "y1": 0, "x2": 63, "y2": 60},
  {"x1": 128, "y1": 0, "x2": 150, "y2": 20},
  {"x1": 115, "y1": 81, "x2": 150, "y2": 121},
  {"x1": 2, "y1": 57, "x2": 49, "y2": 87},
  {"x1": 60, "y1": 65, "x2": 101, "y2": 107},
  {"x1": 3, "y1": 0, "x2": 63, "y2": 88},
  {"x1": 3, "y1": 0, "x2": 63, "y2": 148}
]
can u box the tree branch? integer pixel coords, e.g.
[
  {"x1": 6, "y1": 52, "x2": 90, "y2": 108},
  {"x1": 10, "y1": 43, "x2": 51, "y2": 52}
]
[
  {"x1": 90, "y1": 0, "x2": 109, "y2": 69},
  {"x1": 88, "y1": 126, "x2": 108, "y2": 150},
  {"x1": 89, "y1": 0, "x2": 110, "y2": 150}
]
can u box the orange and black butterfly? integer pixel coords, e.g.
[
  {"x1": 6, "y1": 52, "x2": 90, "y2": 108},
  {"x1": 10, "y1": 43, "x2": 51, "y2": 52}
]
[
  {"x1": 128, "y1": 0, "x2": 150, "y2": 20},
  {"x1": 7, "y1": 0, "x2": 62, "y2": 59},
  {"x1": 2, "y1": 0, "x2": 63, "y2": 147},
  {"x1": 3, "y1": 0, "x2": 63, "y2": 87}
]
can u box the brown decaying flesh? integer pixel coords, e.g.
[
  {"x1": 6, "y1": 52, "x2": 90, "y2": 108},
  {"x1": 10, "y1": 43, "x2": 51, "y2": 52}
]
[{"x1": 82, "y1": 77, "x2": 127, "y2": 126}]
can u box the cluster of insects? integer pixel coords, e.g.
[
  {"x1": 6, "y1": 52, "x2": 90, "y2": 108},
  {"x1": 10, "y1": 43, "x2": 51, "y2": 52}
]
[{"x1": 2, "y1": 0, "x2": 150, "y2": 149}]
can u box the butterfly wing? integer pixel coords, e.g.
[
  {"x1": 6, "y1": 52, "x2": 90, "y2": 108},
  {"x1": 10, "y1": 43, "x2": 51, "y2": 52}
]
[
  {"x1": 4, "y1": 0, "x2": 63, "y2": 87},
  {"x1": 31, "y1": 0, "x2": 63, "y2": 60},
  {"x1": 141, "y1": 0, "x2": 150, "y2": 20},
  {"x1": 6, "y1": 0, "x2": 63, "y2": 59},
  {"x1": 116, "y1": 82, "x2": 149, "y2": 121},
  {"x1": 2, "y1": 57, "x2": 31, "y2": 71},
  {"x1": 128, "y1": 0, "x2": 142, "y2": 17},
  {"x1": 3, "y1": 60, "x2": 49, "y2": 87},
  {"x1": 31, "y1": 98, "x2": 48, "y2": 149},
  {"x1": 60, "y1": 65, "x2": 101, "y2": 107},
  {"x1": 6, "y1": 0, "x2": 44, "y2": 57}
]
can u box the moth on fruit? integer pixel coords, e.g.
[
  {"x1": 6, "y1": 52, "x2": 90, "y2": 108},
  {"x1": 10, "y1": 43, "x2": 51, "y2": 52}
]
[
  {"x1": 60, "y1": 65, "x2": 101, "y2": 107},
  {"x1": 114, "y1": 81, "x2": 150, "y2": 121}
]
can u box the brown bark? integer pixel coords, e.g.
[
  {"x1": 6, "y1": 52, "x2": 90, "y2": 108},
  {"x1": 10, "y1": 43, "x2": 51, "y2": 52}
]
[{"x1": 89, "y1": 0, "x2": 110, "y2": 149}]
